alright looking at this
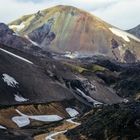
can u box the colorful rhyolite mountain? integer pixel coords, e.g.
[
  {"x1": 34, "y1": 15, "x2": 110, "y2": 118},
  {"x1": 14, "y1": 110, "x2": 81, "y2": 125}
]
[{"x1": 9, "y1": 5, "x2": 140, "y2": 63}]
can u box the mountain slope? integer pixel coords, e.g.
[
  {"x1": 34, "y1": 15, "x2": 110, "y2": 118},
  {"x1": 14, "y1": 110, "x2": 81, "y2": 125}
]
[
  {"x1": 9, "y1": 5, "x2": 140, "y2": 63},
  {"x1": 0, "y1": 43, "x2": 126, "y2": 106},
  {"x1": 127, "y1": 24, "x2": 140, "y2": 39},
  {"x1": 0, "y1": 44, "x2": 73, "y2": 105}
]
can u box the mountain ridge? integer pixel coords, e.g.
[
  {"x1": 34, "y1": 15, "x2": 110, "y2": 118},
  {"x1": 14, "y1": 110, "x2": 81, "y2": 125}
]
[{"x1": 127, "y1": 24, "x2": 140, "y2": 39}]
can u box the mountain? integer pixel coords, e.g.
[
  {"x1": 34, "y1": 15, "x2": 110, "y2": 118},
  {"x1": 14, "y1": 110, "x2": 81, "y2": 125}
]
[
  {"x1": 127, "y1": 24, "x2": 140, "y2": 39},
  {"x1": 9, "y1": 5, "x2": 140, "y2": 63},
  {"x1": 66, "y1": 102, "x2": 140, "y2": 140},
  {"x1": 0, "y1": 5, "x2": 140, "y2": 140}
]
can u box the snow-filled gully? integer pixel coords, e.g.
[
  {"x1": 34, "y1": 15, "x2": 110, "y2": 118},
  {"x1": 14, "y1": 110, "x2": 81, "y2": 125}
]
[
  {"x1": 44, "y1": 107, "x2": 80, "y2": 140},
  {"x1": 67, "y1": 79, "x2": 103, "y2": 107},
  {"x1": 45, "y1": 130, "x2": 67, "y2": 140},
  {"x1": 0, "y1": 48, "x2": 33, "y2": 64}
]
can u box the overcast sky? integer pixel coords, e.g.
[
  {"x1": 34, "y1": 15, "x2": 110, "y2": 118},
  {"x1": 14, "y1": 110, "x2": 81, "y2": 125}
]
[{"x1": 0, "y1": 0, "x2": 140, "y2": 30}]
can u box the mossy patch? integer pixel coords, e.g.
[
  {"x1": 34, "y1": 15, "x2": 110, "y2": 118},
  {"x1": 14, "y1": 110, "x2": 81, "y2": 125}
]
[
  {"x1": 63, "y1": 62, "x2": 87, "y2": 73},
  {"x1": 89, "y1": 64, "x2": 106, "y2": 72},
  {"x1": 63, "y1": 62, "x2": 107, "y2": 74}
]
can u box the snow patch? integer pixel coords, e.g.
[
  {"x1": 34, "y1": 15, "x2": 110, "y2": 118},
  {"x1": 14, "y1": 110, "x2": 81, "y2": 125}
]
[
  {"x1": 66, "y1": 108, "x2": 79, "y2": 117},
  {"x1": 12, "y1": 32, "x2": 21, "y2": 36},
  {"x1": 0, "y1": 48, "x2": 33, "y2": 64},
  {"x1": 45, "y1": 117, "x2": 80, "y2": 140},
  {"x1": 24, "y1": 35, "x2": 39, "y2": 46},
  {"x1": 45, "y1": 130, "x2": 67, "y2": 140},
  {"x1": 76, "y1": 88, "x2": 103, "y2": 106},
  {"x1": 63, "y1": 51, "x2": 95, "y2": 59},
  {"x1": 14, "y1": 94, "x2": 29, "y2": 102},
  {"x1": 64, "y1": 52, "x2": 79, "y2": 59},
  {"x1": 2, "y1": 74, "x2": 18, "y2": 87},
  {"x1": 123, "y1": 98, "x2": 129, "y2": 103},
  {"x1": 12, "y1": 109, "x2": 63, "y2": 127},
  {"x1": 9, "y1": 23, "x2": 25, "y2": 32},
  {"x1": 0, "y1": 125, "x2": 6, "y2": 130},
  {"x1": 28, "y1": 115, "x2": 63, "y2": 122},
  {"x1": 66, "y1": 118, "x2": 81, "y2": 126},
  {"x1": 109, "y1": 28, "x2": 140, "y2": 42},
  {"x1": 12, "y1": 116, "x2": 30, "y2": 127}
]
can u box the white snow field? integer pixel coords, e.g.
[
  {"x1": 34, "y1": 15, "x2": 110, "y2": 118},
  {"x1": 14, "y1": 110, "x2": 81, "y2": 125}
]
[
  {"x1": 66, "y1": 108, "x2": 79, "y2": 117},
  {"x1": 109, "y1": 28, "x2": 140, "y2": 42},
  {"x1": 12, "y1": 109, "x2": 63, "y2": 127},
  {"x1": 9, "y1": 23, "x2": 25, "y2": 32}
]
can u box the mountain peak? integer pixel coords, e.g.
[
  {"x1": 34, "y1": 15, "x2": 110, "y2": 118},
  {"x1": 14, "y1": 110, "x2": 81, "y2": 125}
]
[
  {"x1": 127, "y1": 24, "x2": 140, "y2": 38},
  {"x1": 43, "y1": 5, "x2": 83, "y2": 12},
  {"x1": 0, "y1": 23, "x2": 14, "y2": 35}
]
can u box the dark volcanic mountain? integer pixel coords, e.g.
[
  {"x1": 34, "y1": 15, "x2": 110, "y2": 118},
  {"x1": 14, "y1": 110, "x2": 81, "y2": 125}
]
[
  {"x1": 0, "y1": 23, "x2": 47, "y2": 58},
  {"x1": 0, "y1": 44, "x2": 72, "y2": 105},
  {"x1": 127, "y1": 24, "x2": 140, "y2": 39},
  {"x1": 9, "y1": 5, "x2": 140, "y2": 63},
  {"x1": 0, "y1": 43, "x2": 126, "y2": 106},
  {"x1": 0, "y1": 23, "x2": 32, "y2": 48}
]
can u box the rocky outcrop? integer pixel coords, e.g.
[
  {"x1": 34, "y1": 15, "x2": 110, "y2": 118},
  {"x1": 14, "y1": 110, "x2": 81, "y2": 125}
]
[
  {"x1": 66, "y1": 102, "x2": 140, "y2": 140},
  {"x1": 0, "y1": 23, "x2": 32, "y2": 49},
  {"x1": 0, "y1": 23, "x2": 54, "y2": 61},
  {"x1": 28, "y1": 19, "x2": 56, "y2": 47}
]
